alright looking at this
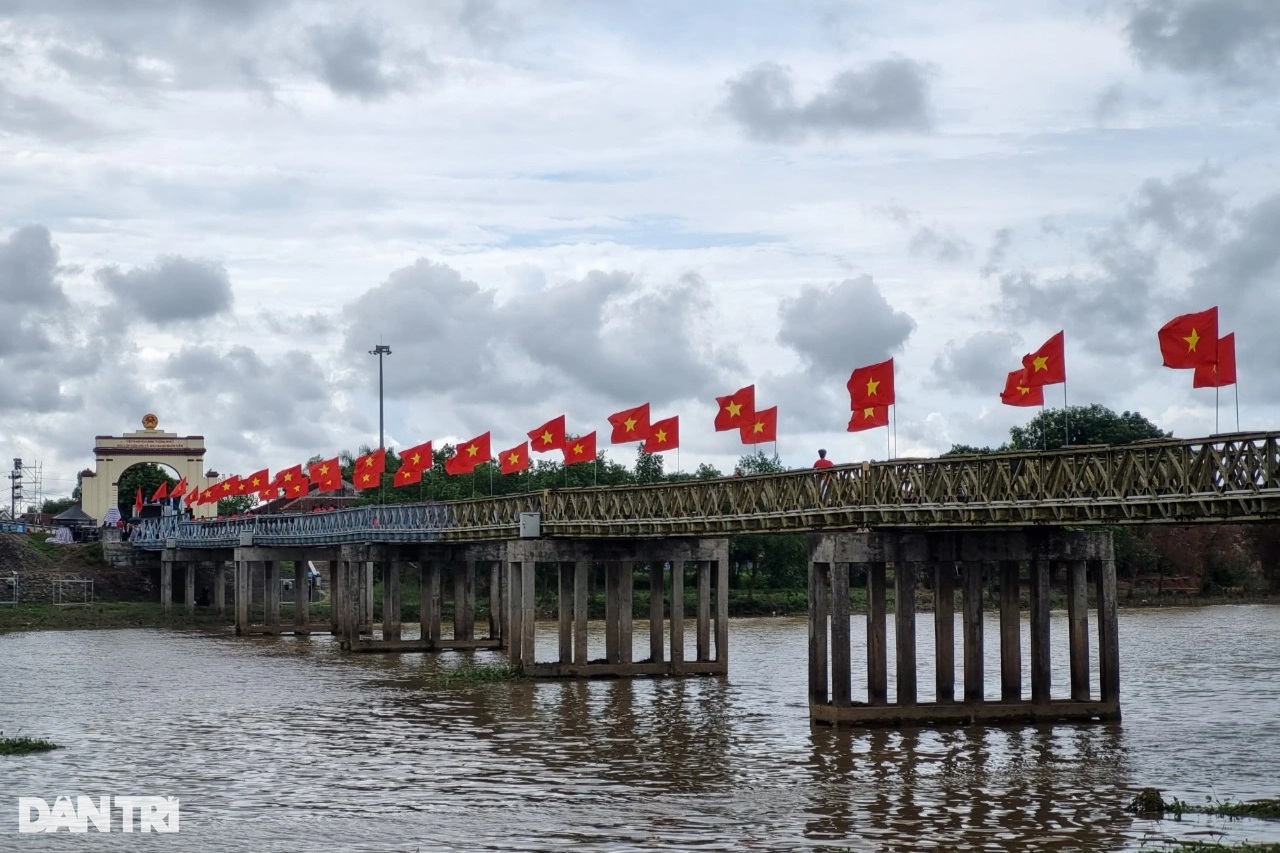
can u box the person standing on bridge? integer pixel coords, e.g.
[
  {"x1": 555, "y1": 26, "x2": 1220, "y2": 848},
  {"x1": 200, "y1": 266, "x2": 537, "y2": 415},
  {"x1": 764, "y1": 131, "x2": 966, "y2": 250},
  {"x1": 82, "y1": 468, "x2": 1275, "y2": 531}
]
[{"x1": 813, "y1": 449, "x2": 834, "y2": 469}]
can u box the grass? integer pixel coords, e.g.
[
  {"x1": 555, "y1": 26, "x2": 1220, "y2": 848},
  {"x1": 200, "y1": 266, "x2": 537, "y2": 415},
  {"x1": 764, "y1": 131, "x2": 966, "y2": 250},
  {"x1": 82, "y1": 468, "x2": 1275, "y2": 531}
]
[
  {"x1": 0, "y1": 601, "x2": 236, "y2": 634},
  {"x1": 426, "y1": 663, "x2": 523, "y2": 686},
  {"x1": 1201, "y1": 798, "x2": 1280, "y2": 821},
  {"x1": 0, "y1": 735, "x2": 60, "y2": 755}
]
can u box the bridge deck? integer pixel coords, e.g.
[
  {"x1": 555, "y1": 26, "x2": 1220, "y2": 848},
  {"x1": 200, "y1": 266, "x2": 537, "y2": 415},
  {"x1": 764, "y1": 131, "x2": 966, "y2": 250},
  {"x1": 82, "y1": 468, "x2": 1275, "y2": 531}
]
[{"x1": 131, "y1": 431, "x2": 1280, "y2": 550}]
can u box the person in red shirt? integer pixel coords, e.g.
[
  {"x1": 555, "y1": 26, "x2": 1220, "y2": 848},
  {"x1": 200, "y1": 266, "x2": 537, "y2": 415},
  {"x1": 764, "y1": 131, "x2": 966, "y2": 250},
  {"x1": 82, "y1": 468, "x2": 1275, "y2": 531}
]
[{"x1": 813, "y1": 449, "x2": 834, "y2": 469}]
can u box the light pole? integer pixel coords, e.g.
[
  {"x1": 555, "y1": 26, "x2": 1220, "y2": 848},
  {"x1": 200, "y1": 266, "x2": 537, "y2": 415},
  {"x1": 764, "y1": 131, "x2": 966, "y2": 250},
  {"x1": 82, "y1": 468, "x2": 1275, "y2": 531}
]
[{"x1": 369, "y1": 344, "x2": 392, "y2": 450}]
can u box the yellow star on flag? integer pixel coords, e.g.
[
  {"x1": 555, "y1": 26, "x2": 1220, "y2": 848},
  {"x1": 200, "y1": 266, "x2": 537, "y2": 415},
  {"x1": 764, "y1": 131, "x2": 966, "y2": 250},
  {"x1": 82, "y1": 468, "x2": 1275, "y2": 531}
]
[
  {"x1": 222, "y1": 482, "x2": 232, "y2": 492},
  {"x1": 282, "y1": 472, "x2": 293, "y2": 482},
  {"x1": 1184, "y1": 327, "x2": 1200, "y2": 352},
  {"x1": 865, "y1": 377, "x2": 880, "y2": 397},
  {"x1": 361, "y1": 473, "x2": 371, "y2": 483},
  {"x1": 410, "y1": 453, "x2": 421, "y2": 465},
  {"x1": 654, "y1": 428, "x2": 668, "y2": 444},
  {"x1": 725, "y1": 401, "x2": 742, "y2": 418},
  {"x1": 251, "y1": 477, "x2": 261, "y2": 487},
  {"x1": 624, "y1": 416, "x2": 637, "y2": 432},
  {"x1": 863, "y1": 407, "x2": 876, "y2": 419},
  {"x1": 1018, "y1": 385, "x2": 1030, "y2": 395},
  {"x1": 573, "y1": 442, "x2": 584, "y2": 455},
  {"x1": 541, "y1": 430, "x2": 554, "y2": 445},
  {"x1": 753, "y1": 421, "x2": 765, "y2": 434},
  {"x1": 1032, "y1": 355, "x2": 1049, "y2": 372},
  {"x1": 466, "y1": 443, "x2": 479, "y2": 457},
  {"x1": 319, "y1": 464, "x2": 329, "y2": 475},
  {"x1": 508, "y1": 453, "x2": 521, "y2": 465}
]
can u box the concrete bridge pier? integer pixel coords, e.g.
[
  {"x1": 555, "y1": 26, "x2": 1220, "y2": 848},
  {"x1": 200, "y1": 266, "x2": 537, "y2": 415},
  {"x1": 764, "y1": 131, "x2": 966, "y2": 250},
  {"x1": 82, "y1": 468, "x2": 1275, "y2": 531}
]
[
  {"x1": 345, "y1": 544, "x2": 506, "y2": 653},
  {"x1": 506, "y1": 538, "x2": 729, "y2": 678},
  {"x1": 808, "y1": 529, "x2": 1119, "y2": 727},
  {"x1": 233, "y1": 547, "x2": 339, "y2": 637}
]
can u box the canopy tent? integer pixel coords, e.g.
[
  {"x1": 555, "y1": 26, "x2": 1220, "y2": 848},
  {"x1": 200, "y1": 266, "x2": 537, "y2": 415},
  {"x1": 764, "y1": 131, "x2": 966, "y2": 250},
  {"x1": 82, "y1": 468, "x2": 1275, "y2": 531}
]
[{"x1": 52, "y1": 504, "x2": 95, "y2": 527}]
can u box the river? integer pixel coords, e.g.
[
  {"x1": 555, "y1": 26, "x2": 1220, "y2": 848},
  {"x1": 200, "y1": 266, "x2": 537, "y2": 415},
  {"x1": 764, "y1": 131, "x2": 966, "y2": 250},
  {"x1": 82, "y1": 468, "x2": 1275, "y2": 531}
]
[{"x1": 1, "y1": 605, "x2": 1278, "y2": 851}]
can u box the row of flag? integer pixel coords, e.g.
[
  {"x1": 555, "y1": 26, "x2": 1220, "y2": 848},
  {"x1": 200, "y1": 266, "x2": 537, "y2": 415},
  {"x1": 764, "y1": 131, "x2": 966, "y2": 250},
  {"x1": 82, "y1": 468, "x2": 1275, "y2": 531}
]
[{"x1": 150, "y1": 307, "x2": 1239, "y2": 510}]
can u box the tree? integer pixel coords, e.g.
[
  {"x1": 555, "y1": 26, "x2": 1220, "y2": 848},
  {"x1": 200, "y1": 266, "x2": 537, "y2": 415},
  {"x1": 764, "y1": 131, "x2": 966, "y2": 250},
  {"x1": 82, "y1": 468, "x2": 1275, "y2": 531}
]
[
  {"x1": 634, "y1": 448, "x2": 664, "y2": 483},
  {"x1": 41, "y1": 497, "x2": 77, "y2": 516},
  {"x1": 116, "y1": 463, "x2": 178, "y2": 518},
  {"x1": 737, "y1": 451, "x2": 785, "y2": 476},
  {"x1": 217, "y1": 495, "x2": 258, "y2": 516},
  {"x1": 943, "y1": 443, "x2": 997, "y2": 456},
  {"x1": 1008, "y1": 404, "x2": 1169, "y2": 451}
]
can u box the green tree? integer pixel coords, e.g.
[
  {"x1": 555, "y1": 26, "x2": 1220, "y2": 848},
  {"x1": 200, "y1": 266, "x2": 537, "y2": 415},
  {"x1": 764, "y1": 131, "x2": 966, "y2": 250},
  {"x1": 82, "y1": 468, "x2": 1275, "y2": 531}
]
[
  {"x1": 944, "y1": 443, "x2": 998, "y2": 456},
  {"x1": 41, "y1": 497, "x2": 77, "y2": 516},
  {"x1": 1008, "y1": 404, "x2": 1169, "y2": 451},
  {"x1": 737, "y1": 451, "x2": 785, "y2": 475},
  {"x1": 217, "y1": 495, "x2": 258, "y2": 516},
  {"x1": 634, "y1": 448, "x2": 664, "y2": 483},
  {"x1": 116, "y1": 463, "x2": 178, "y2": 518},
  {"x1": 693, "y1": 463, "x2": 723, "y2": 480}
]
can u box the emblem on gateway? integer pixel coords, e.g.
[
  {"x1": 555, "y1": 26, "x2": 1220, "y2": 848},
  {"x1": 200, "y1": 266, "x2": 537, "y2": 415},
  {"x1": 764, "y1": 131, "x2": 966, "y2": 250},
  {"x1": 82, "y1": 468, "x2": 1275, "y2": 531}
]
[{"x1": 142, "y1": 413, "x2": 159, "y2": 430}]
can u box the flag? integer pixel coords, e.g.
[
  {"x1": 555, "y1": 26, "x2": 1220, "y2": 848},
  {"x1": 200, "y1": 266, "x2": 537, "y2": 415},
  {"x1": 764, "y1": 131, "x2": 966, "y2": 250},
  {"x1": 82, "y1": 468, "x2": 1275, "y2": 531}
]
[
  {"x1": 234, "y1": 476, "x2": 250, "y2": 495},
  {"x1": 171, "y1": 477, "x2": 188, "y2": 498},
  {"x1": 308, "y1": 458, "x2": 342, "y2": 492},
  {"x1": 217, "y1": 475, "x2": 241, "y2": 498},
  {"x1": 184, "y1": 486, "x2": 200, "y2": 508},
  {"x1": 643, "y1": 416, "x2": 679, "y2": 453},
  {"x1": 394, "y1": 465, "x2": 423, "y2": 488},
  {"x1": 354, "y1": 466, "x2": 381, "y2": 490},
  {"x1": 445, "y1": 432, "x2": 491, "y2": 475},
  {"x1": 284, "y1": 478, "x2": 310, "y2": 499},
  {"x1": 608, "y1": 403, "x2": 651, "y2": 443},
  {"x1": 1193, "y1": 332, "x2": 1236, "y2": 388},
  {"x1": 134, "y1": 487, "x2": 143, "y2": 515},
  {"x1": 848, "y1": 405, "x2": 890, "y2": 431},
  {"x1": 500, "y1": 441, "x2": 531, "y2": 474},
  {"x1": 151, "y1": 481, "x2": 169, "y2": 502},
  {"x1": 848, "y1": 359, "x2": 896, "y2": 408},
  {"x1": 740, "y1": 406, "x2": 777, "y2": 444},
  {"x1": 1021, "y1": 331, "x2": 1066, "y2": 387},
  {"x1": 244, "y1": 469, "x2": 270, "y2": 493},
  {"x1": 1160, "y1": 307, "x2": 1218, "y2": 368},
  {"x1": 258, "y1": 483, "x2": 279, "y2": 500},
  {"x1": 1000, "y1": 369, "x2": 1045, "y2": 407},
  {"x1": 397, "y1": 441, "x2": 433, "y2": 473},
  {"x1": 273, "y1": 464, "x2": 304, "y2": 488},
  {"x1": 714, "y1": 385, "x2": 755, "y2": 431},
  {"x1": 564, "y1": 432, "x2": 597, "y2": 465},
  {"x1": 528, "y1": 415, "x2": 567, "y2": 453},
  {"x1": 356, "y1": 447, "x2": 386, "y2": 477}
]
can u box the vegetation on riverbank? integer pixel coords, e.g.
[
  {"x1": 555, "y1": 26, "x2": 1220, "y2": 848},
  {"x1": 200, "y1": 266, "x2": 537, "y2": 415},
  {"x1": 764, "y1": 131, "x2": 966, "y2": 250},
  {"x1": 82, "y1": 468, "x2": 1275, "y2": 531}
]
[
  {"x1": 1155, "y1": 844, "x2": 1280, "y2": 852},
  {"x1": 0, "y1": 601, "x2": 265, "y2": 634},
  {"x1": 0, "y1": 735, "x2": 60, "y2": 755},
  {"x1": 427, "y1": 663, "x2": 523, "y2": 686}
]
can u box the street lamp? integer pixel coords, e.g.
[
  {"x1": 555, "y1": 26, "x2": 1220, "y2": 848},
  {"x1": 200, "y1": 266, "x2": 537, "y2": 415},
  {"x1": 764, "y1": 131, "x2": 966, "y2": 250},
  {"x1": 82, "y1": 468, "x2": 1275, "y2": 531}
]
[{"x1": 368, "y1": 343, "x2": 392, "y2": 450}]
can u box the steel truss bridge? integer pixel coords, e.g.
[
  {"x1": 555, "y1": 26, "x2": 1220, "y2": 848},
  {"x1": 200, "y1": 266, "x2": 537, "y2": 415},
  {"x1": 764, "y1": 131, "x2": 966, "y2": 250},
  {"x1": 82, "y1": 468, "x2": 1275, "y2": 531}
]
[{"x1": 131, "y1": 431, "x2": 1280, "y2": 551}]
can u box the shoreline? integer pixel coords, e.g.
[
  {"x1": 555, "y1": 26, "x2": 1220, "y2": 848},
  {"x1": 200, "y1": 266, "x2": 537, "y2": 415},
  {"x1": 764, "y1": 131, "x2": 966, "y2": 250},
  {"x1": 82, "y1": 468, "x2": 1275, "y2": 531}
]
[{"x1": 2, "y1": 594, "x2": 1278, "y2": 635}]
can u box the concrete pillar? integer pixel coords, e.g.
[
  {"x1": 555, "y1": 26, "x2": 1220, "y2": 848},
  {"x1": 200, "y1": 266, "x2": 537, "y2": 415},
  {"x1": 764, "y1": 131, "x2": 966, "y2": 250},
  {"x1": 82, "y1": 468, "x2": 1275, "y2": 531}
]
[
  {"x1": 830, "y1": 562, "x2": 851, "y2": 708},
  {"x1": 574, "y1": 560, "x2": 589, "y2": 666},
  {"x1": 808, "y1": 559, "x2": 830, "y2": 707},
  {"x1": 1030, "y1": 554, "x2": 1051, "y2": 704},
  {"x1": 1067, "y1": 560, "x2": 1090, "y2": 701},
  {"x1": 715, "y1": 546, "x2": 729, "y2": 666},
  {"x1": 1096, "y1": 557, "x2": 1120, "y2": 706},
  {"x1": 605, "y1": 561, "x2": 620, "y2": 663},
  {"x1": 160, "y1": 559, "x2": 173, "y2": 615},
  {"x1": 328, "y1": 560, "x2": 340, "y2": 634},
  {"x1": 696, "y1": 561, "x2": 711, "y2": 662},
  {"x1": 649, "y1": 560, "x2": 664, "y2": 663},
  {"x1": 214, "y1": 562, "x2": 226, "y2": 617},
  {"x1": 295, "y1": 560, "x2": 310, "y2": 630},
  {"x1": 265, "y1": 560, "x2": 280, "y2": 628},
  {"x1": 184, "y1": 561, "x2": 195, "y2": 617},
  {"x1": 895, "y1": 561, "x2": 917, "y2": 706},
  {"x1": 362, "y1": 561, "x2": 374, "y2": 634},
  {"x1": 619, "y1": 561, "x2": 633, "y2": 665},
  {"x1": 669, "y1": 560, "x2": 684, "y2": 669},
  {"x1": 234, "y1": 560, "x2": 250, "y2": 635},
  {"x1": 506, "y1": 558, "x2": 522, "y2": 664},
  {"x1": 382, "y1": 561, "x2": 401, "y2": 641},
  {"x1": 999, "y1": 560, "x2": 1021, "y2": 702},
  {"x1": 454, "y1": 562, "x2": 474, "y2": 641},
  {"x1": 421, "y1": 561, "x2": 441, "y2": 641},
  {"x1": 558, "y1": 562, "x2": 573, "y2": 664},
  {"x1": 866, "y1": 561, "x2": 887, "y2": 705},
  {"x1": 933, "y1": 560, "x2": 955, "y2": 703},
  {"x1": 489, "y1": 562, "x2": 502, "y2": 641},
  {"x1": 963, "y1": 562, "x2": 984, "y2": 703},
  {"x1": 520, "y1": 556, "x2": 536, "y2": 670}
]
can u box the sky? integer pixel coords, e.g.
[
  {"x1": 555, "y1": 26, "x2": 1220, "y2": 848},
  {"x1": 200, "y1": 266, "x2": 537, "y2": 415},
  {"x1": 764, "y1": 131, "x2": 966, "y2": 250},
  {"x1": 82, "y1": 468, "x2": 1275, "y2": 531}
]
[{"x1": 2, "y1": 0, "x2": 1279, "y2": 500}]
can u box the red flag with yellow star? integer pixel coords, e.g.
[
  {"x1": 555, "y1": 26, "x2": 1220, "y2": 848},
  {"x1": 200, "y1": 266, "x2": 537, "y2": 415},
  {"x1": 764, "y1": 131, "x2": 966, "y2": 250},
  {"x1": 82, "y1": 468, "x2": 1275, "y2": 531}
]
[
  {"x1": 740, "y1": 406, "x2": 777, "y2": 444},
  {"x1": 1000, "y1": 369, "x2": 1044, "y2": 407},
  {"x1": 563, "y1": 432, "x2": 597, "y2": 465},
  {"x1": 607, "y1": 403, "x2": 650, "y2": 443},
  {"x1": 243, "y1": 469, "x2": 270, "y2": 494},
  {"x1": 394, "y1": 465, "x2": 423, "y2": 488},
  {"x1": 273, "y1": 464, "x2": 303, "y2": 489},
  {"x1": 1159, "y1": 307, "x2": 1217, "y2": 369},
  {"x1": 643, "y1": 416, "x2": 679, "y2": 453},
  {"x1": 1021, "y1": 331, "x2": 1066, "y2": 387},
  {"x1": 284, "y1": 477, "x2": 310, "y2": 499},
  {"x1": 848, "y1": 359, "x2": 896, "y2": 408},
  {"x1": 445, "y1": 432, "x2": 491, "y2": 475},
  {"x1": 528, "y1": 415, "x2": 567, "y2": 453},
  {"x1": 356, "y1": 448, "x2": 386, "y2": 477},
  {"x1": 354, "y1": 466, "x2": 381, "y2": 490},
  {"x1": 714, "y1": 385, "x2": 755, "y2": 432},
  {"x1": 500, "y1": 441, "x2": 531, "y2": 474},
  {"x1": 151, "y1": 481, "x2": 169, "y2": 502},
  {"x1": 184, "y1": 485, "x2": 200, "y2": 507},
  {"x1": 397, "y1": 441, "x2": 433, "y2": 473},
  {"x1": 215, "y1": 475, "x2": 241, "y2": 499},
  {"x1": 308, "y1": 458, "x2": 342, "y2": 492},
  {"x1": 171, "y1": 477, "x2": 188, "y2": 498},
  {"x1": 848, "y1": 405, "x2": 890, "y2": 431},
  {"x1": 1193, "y1": 332, "x2": 1236, "y2": 388}
]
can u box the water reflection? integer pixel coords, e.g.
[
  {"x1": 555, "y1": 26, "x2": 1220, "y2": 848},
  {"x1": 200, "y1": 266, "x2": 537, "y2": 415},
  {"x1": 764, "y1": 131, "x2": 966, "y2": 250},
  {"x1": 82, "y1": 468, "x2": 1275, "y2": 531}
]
[{"x1": 1, "y1": 608, "x2": 1278, "y2": 851}]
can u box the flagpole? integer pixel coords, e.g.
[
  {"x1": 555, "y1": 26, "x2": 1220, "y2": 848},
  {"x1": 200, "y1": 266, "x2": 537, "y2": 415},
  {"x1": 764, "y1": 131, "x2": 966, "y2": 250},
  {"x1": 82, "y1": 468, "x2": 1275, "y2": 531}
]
[
  {"x1": 1234, "y1": 380, "x2": 1240, "y2": 432},
  {"x1": 1062, "y1": 381, "x2": 1070, "y2": 446},
  {"x1": 891, "y1": 403, "x2": 897, "y2": 459},
  {"x1": 1215, "y1": 383, "x2": 1220, "y2": 434}
]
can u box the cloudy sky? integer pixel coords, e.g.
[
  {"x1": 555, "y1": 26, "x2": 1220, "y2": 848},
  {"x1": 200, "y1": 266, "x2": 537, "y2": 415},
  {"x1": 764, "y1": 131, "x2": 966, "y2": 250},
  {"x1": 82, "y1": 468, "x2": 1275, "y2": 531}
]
[{"x1": 2, "y1": 0, "x2": 1278, "y2": 498}]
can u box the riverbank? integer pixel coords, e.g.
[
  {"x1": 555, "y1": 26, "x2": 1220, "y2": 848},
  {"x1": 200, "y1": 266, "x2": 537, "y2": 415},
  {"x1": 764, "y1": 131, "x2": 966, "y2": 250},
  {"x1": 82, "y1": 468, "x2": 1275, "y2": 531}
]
[{"x1": 3, "y1": 591, "x2": 1277, "y2": 634}]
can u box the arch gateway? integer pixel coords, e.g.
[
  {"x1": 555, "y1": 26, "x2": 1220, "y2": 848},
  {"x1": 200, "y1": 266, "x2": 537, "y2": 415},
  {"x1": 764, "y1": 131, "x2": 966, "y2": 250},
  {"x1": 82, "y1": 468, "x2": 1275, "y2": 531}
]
[{"x1": 81, "y1": 414, "x2": 217, "y2": 523}]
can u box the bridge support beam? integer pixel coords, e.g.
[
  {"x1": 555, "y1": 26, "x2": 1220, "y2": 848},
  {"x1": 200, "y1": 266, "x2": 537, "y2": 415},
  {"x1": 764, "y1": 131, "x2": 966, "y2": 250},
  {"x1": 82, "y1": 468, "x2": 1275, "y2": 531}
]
[
  {"x1": 505, "y1": 538, "x2": 729, "y2": 679},
  {"x1": 809, "y1": 529, "x2": 1120, "y2": 727}
]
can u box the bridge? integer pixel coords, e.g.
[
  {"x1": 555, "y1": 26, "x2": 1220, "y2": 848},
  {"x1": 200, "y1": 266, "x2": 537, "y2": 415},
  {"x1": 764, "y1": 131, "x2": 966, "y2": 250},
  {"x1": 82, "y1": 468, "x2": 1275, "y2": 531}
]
[
  {"x1": 125, "y1": 431, "x2": 1280, "y2": 728},
  {"x1": 131, "y1": 431, "x2": 1280, "y2": 549}
]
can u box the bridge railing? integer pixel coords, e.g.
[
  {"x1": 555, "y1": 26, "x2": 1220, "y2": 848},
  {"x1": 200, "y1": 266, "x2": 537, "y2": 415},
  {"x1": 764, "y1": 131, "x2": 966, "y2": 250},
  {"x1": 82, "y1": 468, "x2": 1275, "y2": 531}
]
[{"x1": 129, "y1": 431, "x2": 1280, "y2": 548}]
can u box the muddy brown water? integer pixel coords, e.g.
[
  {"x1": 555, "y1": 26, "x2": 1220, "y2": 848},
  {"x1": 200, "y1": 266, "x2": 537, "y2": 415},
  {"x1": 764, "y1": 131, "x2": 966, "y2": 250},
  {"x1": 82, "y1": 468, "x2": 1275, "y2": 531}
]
[{"x1": 2, "y1": 605, "x2": 1278, "y2": 851}]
